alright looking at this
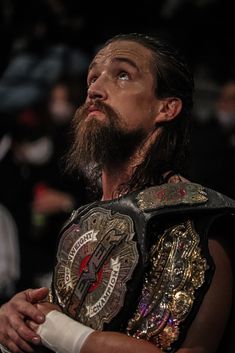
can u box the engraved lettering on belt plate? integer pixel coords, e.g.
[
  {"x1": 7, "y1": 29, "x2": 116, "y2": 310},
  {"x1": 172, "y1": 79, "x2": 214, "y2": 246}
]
[
  {"x1": 73, "y1": 229, "x2": 123, "y2": 311},
  {"x1": 86, "y1": 257, "x2": 121, "y2": 317},
  {"x1": 54, "y1": 207, "x2": 139, "y2": 330}
]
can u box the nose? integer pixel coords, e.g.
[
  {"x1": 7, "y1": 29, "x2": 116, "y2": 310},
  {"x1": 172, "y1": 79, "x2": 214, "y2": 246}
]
[{"x1": 87, "y1": 77, "x2": 108, "y2": 101}]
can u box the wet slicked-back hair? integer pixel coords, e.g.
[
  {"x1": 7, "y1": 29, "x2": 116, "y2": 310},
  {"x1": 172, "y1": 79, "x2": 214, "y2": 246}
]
[{"x1": 102, "y1": 33, "x2": 194, "y2": 193}]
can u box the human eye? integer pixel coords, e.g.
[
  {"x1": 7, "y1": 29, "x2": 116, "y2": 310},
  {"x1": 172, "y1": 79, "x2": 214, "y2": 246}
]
[
  {"x1": 118, "y1": 71, "x2": 130, "y2": 81},
  {"x1": 87, "y1": 75, "x2": 98, "y2": 87}
]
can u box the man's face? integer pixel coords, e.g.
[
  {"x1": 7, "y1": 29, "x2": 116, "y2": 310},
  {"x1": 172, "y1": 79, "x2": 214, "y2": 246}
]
[
  {"x1": 85, "y1": 40, "x2": 160, "y2": 134},
  {"x1": 69, "y1": 40, "x2": 162, "y2": 173}
]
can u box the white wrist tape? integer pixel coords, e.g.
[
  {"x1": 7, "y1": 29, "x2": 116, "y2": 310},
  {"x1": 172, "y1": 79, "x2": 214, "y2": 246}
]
[
  {"x1": 0, "y1": 344, "x2": 12, "y2": 353},
  {"x1": 37, "y1": 310, "x2": 94, "y2": 353}
]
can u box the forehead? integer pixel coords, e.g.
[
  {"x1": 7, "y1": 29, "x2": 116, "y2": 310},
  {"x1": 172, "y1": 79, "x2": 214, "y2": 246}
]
[{"x1": 90, "y1": 40, "x2": 153, "y2": 71}]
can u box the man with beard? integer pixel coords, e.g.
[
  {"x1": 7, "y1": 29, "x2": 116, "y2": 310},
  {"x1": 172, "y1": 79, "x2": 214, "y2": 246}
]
[{"x1": 0, "y1": 33, "x2": 234, "y2": 353}]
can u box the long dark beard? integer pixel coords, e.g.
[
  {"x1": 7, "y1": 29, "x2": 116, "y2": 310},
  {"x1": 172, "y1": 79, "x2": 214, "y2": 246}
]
[{"x1": 66, "y1": 101, "x2": 146, "y2": 179}]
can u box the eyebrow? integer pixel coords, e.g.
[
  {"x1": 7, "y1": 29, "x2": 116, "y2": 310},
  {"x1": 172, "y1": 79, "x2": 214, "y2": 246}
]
[{"x1": 88, "y1": 56, "x2": 139, "y2": 72}]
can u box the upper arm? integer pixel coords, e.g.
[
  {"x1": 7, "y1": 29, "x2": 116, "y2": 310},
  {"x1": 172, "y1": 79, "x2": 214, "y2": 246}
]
[{"x1": 179, "y1": 237, "x2": 233, "y2": 353}]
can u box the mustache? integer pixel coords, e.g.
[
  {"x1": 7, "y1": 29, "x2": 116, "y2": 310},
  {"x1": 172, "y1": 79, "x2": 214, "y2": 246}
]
[{"x1": 75, "y1": 101, "x2": 120, "y2": 125}]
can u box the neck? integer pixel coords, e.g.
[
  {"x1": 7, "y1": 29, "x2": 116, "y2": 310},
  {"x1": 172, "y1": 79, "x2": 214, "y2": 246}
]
[
  {"x1": 101, "y1": 162, "x2": 133, "y2": 201},
  {"x1": 101, "y1": 130, "x2": 158, "y2": 201}
]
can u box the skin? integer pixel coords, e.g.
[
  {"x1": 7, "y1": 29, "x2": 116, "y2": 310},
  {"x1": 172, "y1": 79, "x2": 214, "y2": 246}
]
[
  {"x1": 0, "y1": 40, "x2": 233, "y2": 353},
  {"x1": 0, "y1": 288, "x2": 48, "y2": 352},
  {"x1": 86, "y1": 40, "x2": 161, "y2": 133}
]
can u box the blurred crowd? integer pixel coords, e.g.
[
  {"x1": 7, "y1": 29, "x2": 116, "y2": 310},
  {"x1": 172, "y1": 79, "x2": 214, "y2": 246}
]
[
  {"x1": 0, "y1": 78, "x2": 90, "y2": 300},
  {"x1": 190, "y1": 79, "x2": 235, "y2": 198}
]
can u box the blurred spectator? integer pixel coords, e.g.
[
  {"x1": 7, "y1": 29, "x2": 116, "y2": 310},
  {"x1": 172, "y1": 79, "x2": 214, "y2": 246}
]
[
  {"x1": 190, "y1": 79, "x2": 235, "y2": 199},
  {"x1": 0, "y1": 42, "x2": 89, "y2": 114},
  {"x1": 216, "y1": 80, "x2": 235, "y2": 145},
  {"x1": 189, "y1": 79, "x2": 235, "y2": 352},
  {"x1": 9, "y1": 81, "x2": 88, "y2": 288},
  {"x1": 0, "y1": 76, "x2": 89, "y2": 290},
  {"x1": 48, "y1": 81, "x2": 75, "y2": 125},
  {"x1": 0, "y1": 118, "x2": 21, "y2": 301},
  {"x1": 0, "y1": 203, "x2": 20, "y2": 304}
]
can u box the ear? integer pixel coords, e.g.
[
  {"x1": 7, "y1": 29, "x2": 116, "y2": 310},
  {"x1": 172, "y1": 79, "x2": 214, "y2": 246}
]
[{"x1": 155, "y1": 97, "x2": 182, "y2": 124}]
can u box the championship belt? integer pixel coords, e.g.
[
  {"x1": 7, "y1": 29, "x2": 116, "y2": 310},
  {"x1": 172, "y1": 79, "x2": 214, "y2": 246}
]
[
  {"x1": 126, "y1": 219, "x2": 208, "y2": 351},
  {"x1": 53, "y1": 207, "x2": 139, "y2": 330},
  {"x1": 50, "y1": 182, "x2": 235, "y2": 351}
]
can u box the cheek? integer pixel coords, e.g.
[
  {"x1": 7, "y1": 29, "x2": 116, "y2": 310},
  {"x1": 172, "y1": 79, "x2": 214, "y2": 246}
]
[
  {"x1": 131, "y1": 95, "x2": 157, "y2": 124},
  {"x1": 121, "y1": 105, "x2": 154, "y2": 131},
  {"x1": 111, "y1": 89, "x2": 157, "y2": 129}
]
